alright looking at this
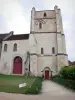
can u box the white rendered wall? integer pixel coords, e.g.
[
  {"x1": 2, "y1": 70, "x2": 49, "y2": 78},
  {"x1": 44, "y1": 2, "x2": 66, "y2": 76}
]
[{"x1": 0, "y1": 40, "x2": 29, "y2": 74}]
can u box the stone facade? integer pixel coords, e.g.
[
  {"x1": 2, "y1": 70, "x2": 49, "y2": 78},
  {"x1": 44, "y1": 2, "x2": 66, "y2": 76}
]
[{"x1": 0, "y1": 5, "x2": 68, "y2": 78}]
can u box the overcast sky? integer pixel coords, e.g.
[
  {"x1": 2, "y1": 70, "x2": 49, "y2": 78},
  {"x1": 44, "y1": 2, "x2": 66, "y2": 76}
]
[{"x1": 0, "y1": 0, "x2": 74, "y2": 61}]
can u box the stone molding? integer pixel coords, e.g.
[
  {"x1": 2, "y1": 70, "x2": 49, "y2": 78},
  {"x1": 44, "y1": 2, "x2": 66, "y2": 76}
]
[{"x1": 30, "y1": 53, "x2": 68, "y2": 56}]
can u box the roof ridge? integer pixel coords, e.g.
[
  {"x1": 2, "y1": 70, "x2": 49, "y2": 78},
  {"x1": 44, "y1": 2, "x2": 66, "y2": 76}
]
[
  {"x1": 13, "y1": 33, "x2": 30, "y2": 36},
  {"x1": 0, "y1": 33, "x2": 9, "y2": 35}
]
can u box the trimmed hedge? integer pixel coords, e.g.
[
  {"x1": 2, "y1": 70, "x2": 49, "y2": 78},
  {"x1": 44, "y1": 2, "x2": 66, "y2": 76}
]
[
  {"x1": 60, "y1": 66, "x2": 75, "y2": 79},
  {"x1": 52, "y1": 76, "x2": 75, "y2": 91},
  {"x1": 51, "y1": 66, "x2": 75, "y2": 91}
]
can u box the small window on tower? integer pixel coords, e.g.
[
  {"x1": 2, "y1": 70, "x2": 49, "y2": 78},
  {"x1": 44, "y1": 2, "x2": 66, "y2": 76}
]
[
  {"x1": 52, "y1": 47, "x2": 55, "y2": 54},
  {"x1": 41, "y1": 48, "x2": 44, "y2": 54},
  {"x1": 44, "y1": 13, "x2": 46, "y2": 17},
  {"x1": 39, "y1": 23, "x2": 42, "y2": 29}
]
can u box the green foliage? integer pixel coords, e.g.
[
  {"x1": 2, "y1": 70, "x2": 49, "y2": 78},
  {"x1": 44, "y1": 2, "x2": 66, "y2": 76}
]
[
  {"x1": 60, "y1": 66, "x2": 75, "y2": 79},
  {"x1": 52, "y1": 76, "x2": 75, "y2": 91},
  {"x1": 51, "y1": 66, "x2": 75, "y2": 91}
]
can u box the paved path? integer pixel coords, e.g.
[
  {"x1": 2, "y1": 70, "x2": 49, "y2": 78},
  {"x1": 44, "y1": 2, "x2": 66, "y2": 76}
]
[
  {"x1": 0, "y1": 81, "x2": 75, "y2": 100},
  {"x1": 41, "y1": 80, "x2": 74, "y2": 95}
]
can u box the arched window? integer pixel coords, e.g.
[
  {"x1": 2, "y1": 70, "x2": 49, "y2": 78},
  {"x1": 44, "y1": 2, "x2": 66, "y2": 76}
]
[
  {"x1": 44, "y1": 13, "x2": 47, "y2": 17},
  {"x1": 4, "y1": 44, "x2": 7, "y2": 52},
  {"x1": 39, "y1": 23, "x2": 42, "y2": 29},
  {"x1": 52, "y1": 47, "x2": 55, "y2": 54},
  {"x1": 41, "y1": 48, "x2": 44, "y2": 54},
  {"x1": 13, "y1": 43, "x2": 17, "y2": 51}
]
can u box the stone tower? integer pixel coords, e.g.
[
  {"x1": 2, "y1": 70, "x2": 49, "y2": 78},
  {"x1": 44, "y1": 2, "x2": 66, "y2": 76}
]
[{"x1": 29, "y1": 5, "x2": 68, "y2": 78}]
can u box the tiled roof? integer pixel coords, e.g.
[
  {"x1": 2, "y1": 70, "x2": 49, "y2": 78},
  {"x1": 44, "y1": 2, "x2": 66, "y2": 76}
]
[{"x1": 5, "y1": 34, "x2": 29, "y2": 41}]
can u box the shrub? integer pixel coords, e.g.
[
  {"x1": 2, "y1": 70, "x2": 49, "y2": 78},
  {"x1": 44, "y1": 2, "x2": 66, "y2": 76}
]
[
  {"x1": 52, "y1": 76, "x2": 75, "y2": 91},
  {"x1": 60, "y1": 66, "x2": 75, "y2": 79}
]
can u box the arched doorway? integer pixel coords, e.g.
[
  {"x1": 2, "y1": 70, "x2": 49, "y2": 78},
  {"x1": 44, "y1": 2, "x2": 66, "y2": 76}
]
[
  {"x1": 13, "y1": 56, "x2": 22, "y2": 74},
  {"x1": 43, "y1": 67, "x2": 51, "y2": 80},
  {"x1": 45, "y1": 70, "x2": 49, "y2": 80}
]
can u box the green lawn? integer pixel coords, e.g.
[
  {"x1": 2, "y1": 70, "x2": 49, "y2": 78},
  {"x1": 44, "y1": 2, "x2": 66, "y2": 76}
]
[{"x1": 0, "y1": 74, "x2": 43, "y2": 94}]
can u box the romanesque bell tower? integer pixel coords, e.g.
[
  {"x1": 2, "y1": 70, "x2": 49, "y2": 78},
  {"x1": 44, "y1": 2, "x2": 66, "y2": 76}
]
[{"x1": 29, "y1": 5, "x2": 68, "y2": 78}]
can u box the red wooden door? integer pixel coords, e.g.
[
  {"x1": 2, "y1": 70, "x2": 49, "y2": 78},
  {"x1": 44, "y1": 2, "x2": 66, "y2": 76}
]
[
  {"x1": 13, "y1": 57, "x2": 22, "y2": 74},
  {"x1": 45, "y1": 70, "x2": 49, "y2": 79}
]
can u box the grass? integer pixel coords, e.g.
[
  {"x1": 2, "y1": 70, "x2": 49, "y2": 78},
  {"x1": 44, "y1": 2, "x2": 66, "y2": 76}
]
[
  {"x1": 51, "y1": 76, "x2": 75, "y2": 91},
  {"x1": 25, "y1": 77, "x2": 43, "y2": 94},
  {"x1": 0, "y1": 74, "x2": 43, "y2": 94}
]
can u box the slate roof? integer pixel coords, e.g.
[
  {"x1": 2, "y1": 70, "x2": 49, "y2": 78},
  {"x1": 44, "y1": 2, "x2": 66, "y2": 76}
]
[
  {"x1": 0, "y1": 34, "x2": 9, "y2": 41},
  {"x1": 5, "y1": 34, "x2": 29, "y2": 41}
]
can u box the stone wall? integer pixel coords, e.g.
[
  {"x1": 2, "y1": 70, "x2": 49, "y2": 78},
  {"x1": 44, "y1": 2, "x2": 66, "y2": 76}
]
[
  {"x1": 33, "y1": 33, "x2": 57, "y2": 54},
  {"x1": 37, "y1": 55, "x2": 57, "y2": 76},
  {"x1": 34, "y1": 19, "x2": 56, "y2": 33},
  {"x1": 35, "y1": 10, "x2": 56, "y2": 19}
]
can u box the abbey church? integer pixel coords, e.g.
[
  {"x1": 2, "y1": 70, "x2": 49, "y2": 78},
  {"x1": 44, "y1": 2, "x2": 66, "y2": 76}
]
[{"x1": 0, "y1": 5, "x2": 68, "y2": 79}]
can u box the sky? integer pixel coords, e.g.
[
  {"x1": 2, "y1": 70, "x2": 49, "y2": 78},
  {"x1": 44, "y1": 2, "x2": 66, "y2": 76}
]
[{"x1": 0, "y1": 0, "x2": 74, "y2": 61}]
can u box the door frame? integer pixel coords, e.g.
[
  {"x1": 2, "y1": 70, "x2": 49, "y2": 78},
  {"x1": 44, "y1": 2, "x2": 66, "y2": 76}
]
[
  {"x1": 45, "y1": 70, "x2": 49, "y2": 79},
  {"x1": 13, "y1": 56, "x2": 22, "y2": 74},
  {"x1": 12, "y1": 54, "x2": 24, "y2": 74},
  {"x1": 43, "y1": 67, "x2": 51, "y2": 80}
]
